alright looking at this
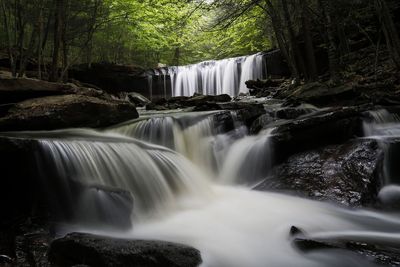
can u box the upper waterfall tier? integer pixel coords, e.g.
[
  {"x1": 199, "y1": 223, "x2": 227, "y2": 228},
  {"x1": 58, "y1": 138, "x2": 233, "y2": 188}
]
[{"x1": 150, "y1": 52, "x2": 266, "y2": 97}]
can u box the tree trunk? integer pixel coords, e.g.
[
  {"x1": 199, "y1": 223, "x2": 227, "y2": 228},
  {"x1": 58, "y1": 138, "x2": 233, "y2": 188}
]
[
  {"x1": 319, "y1": 0, "x2": 339, "y2": 80},
  {"x1": 299, "y1": 0, "x2": 318, "y2": 80},
  {"x1": 38, "y1": 5, "x2": 43, "y2": 80},
  {"x1": 265, "y1": 0, "x2": 298, "y2": 79},
  {"x1": 281, "y1": 0, "x2": 305, "y2": 78},
  {"x1": 375, "y1": 0, "x2": 400, "y2": 69},
  {"x1": 50, "y1": 0, "x2": 63, "y2": 82},
  {"x1": 173, "y1": 47, "x2": 180, "y2": 66},
  {"x1": 1, "y1": 0, "x2": 17, "y2": 77}
]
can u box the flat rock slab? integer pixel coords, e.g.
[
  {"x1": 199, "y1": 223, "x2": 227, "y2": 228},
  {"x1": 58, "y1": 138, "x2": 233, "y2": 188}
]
[
  {"x1": 0, "y1": 94, "x2": 138, "y2": 131},
  {"x1": 49, "y1": 233, "x2": 202, "y2": 267},
  {"x1": 0, "y1": 77, "x2": 106, "y2": 104}
]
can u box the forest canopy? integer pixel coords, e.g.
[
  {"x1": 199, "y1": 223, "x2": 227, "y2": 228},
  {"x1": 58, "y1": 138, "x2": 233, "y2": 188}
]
[
  {"x1": 0, "y1": 0, "x2": 399, "y2": 82},
  {"x1": 0, "y1": 0, "x2": 270, "y2": 72}
]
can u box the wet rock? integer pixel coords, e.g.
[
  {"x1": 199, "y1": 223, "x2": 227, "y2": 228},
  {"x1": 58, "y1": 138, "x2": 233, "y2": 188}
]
[
  {"x1": 249, "y1": 114, "x2": 275, "y2": 134},
  {"x1": 216, "y1": 102, "x2": 266, "y2": 127},
  {"x1": 270, "y1": 106, "x2": 365, "y2": 161},
  {"x1": 146, "y1": 94, "x2": 232, "y2": 110},
  {"x1": 119, "y1": 92, "x2": 151, "y2": 107},
  {"x1": 256, "y1": 139, "x2": 383, "y2": 206},
  {"x1": 0, "y1": 94, "x2": 138, "y2": 131},
  {"x1": 53, "y1": 181, "x2": 134, "y2": 229},
  {"x1": 185, "y1": 94, "x2": 231, "y2": 105},
  {"x1": 49, "y1": 233, "x2": 202, "y2": 267},
  {"x1": 0, "y1": 76, "x2": 107, "y2": 104},
  {"x1": 290, "y1": 226, "x2": 400, "y2": 266},
  {"x1": 246, "y1": 79, "x2": 285, "y2": 97},
  {"x1": 0, "y1": 137, "x2": 40, "y2": 229}
]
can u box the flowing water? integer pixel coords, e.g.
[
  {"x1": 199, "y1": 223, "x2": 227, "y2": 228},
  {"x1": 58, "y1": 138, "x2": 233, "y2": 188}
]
[
  {"x1": 150, "y1": 52, "x2": 266, "y2": 97},
  {"x1": 10, "y1": 109, "x2": 400, "y2": 266}
]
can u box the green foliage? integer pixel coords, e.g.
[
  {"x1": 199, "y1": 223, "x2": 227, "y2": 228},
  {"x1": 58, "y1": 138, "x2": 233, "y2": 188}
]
[{"x1": 90, "y1": 0, "x2": 271, "y2": 67}]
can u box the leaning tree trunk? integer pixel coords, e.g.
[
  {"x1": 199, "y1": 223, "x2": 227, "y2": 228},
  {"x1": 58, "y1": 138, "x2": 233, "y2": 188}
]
[{"x1": 375, "y1": 0, "x2": 400, "y2": 69}]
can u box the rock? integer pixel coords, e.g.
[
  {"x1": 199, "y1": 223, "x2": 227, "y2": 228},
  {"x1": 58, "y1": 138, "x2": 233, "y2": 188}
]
[
  {"x1": 270, "y1": 106, "x2": 365, "y2": 161},
  {"x1": 214, "y1": 102, "x2": 266, "y2": 127},
  {"x1": 49, "y1": 233, "x2": 202, "y2": 267},
  {"x1": 0, "y1": 94, "x2": 138, "y2": 131},
  {"x1": 0, "y1": 137, "x2": 40, "y2": 229},
  {"x1": 246, "y1": 79, "x2": 285, "y2": 90},
  {"x1": 55, "y1": 181, "x2": 134, "y2": 229},
  {"x1": 146, "y1": 94, "x2": 232, "y2": 111},
  {"x1": 377, "y1": 185, "x2": 400, "y2": 209},
  {"x1": 249, "y1": 114, "x2": 275, "y2": 134},
  {"x1": 290, "y1": 226, "x2": 400, "y2": 266},
  {"x1": 69, "y1": 63, "x2": 149, "y2": 97},
  {"x1": 120, "y1": 92, "x2": 151, "y2": 107},
  {"x1": 0, "y1": 76, "x2": 107, "y2": 104},
  {"x1": 256, "y1": 139, "x2": 383, "y2": 207},
  {"x1": 185, "y1": 94, "x2": 231, "y2": 105},
  {"x1": 0, "y1": 135, "x2": 134, "y2": 231},
  {"x1": 212, "y1": 111, "x2": 235, "y2": 134}
]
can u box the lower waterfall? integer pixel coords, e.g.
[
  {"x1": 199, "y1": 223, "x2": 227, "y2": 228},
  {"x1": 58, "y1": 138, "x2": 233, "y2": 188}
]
[{"x1": 26, "y1": 111, "x2": 400, "y2": 267}]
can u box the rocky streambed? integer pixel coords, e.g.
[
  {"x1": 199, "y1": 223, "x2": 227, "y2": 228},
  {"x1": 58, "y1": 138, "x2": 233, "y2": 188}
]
[{"x1": 1, "y1": 72, "x2": 400, "y2": 266}]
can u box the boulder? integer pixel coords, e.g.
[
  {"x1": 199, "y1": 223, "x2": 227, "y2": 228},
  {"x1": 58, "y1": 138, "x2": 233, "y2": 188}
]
[
  {"x1": 49, "y1": 233, "x2": 202, "y2": 267},
  {"x1": 0, "y1": 76, "x2": 107, "y2": 104},
  {"x1": 120, "y1": 92, "x2": 151, "y2": 107},
  {"x1": 146, "y1": 94, "x2": 232, "y2": 110},
  {"x1": 270, "y1": 106, "x2": 365, "y2": 161},
  {"x1": 290, "y1": 226, "x2": 400, "y2": 266},
  {"x1": 195, "y1": 102, "x2": 266, "y2": 127},
  {"x1": 0, "y1": 94, "x2": 138, "y2": 131},
  {"x1": 256, "y1": 139, "x2": 383, "y2": 207},
  {"x1": 184, "y1": 94, "x2": 232, "y2": 105},
  {"x1": 69, "y1": 63, "x2": 149, "y2": 97}
]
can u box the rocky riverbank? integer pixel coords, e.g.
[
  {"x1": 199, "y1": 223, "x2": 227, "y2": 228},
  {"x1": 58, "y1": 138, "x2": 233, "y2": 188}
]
[{"x1": 1, "y1": 46, "x2": 400, "y2": 266}]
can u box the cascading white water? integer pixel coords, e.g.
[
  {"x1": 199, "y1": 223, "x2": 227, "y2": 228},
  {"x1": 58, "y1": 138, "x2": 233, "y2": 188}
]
[
  {"x1": 28, "y1": 111, "x2": 400, "y2": 267},
  {"x1": 166, "y1": 53, "x2": 265, "y2": 97},
  {"x1": 363, "y1": 109, "x2": 400, "y2": 203},
  {"x1": 37, "y1": 131, "x2": 211, "y2": 220}
]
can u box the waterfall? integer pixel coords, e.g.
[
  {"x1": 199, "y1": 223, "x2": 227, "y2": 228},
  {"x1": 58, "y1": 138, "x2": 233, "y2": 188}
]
[
  {"x1": 363, "y1": 109, "x2": 400, "y2": 203},
  {"x1": 219, "y1": 130, "x2": 273, "y2": 185},
  {"x1": 14, "y1": 110, "x2": 400, "y2": 267},
  {"x1": 158, "y1": 53, "x2": 265, "y2": 97},
  {"x1": 36, "y1": 132, "x2": 211, "y2": 223}
]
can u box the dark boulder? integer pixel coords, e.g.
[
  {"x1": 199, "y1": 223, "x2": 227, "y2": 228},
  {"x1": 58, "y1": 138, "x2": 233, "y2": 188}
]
[
  {"x1": 0, "y1": 137, "x2": 40, "y2": 228},
  {"x1": 119, "y1": 92, "x2": 151, "y2": 107},
  {"x1": 146, "y1": 94, "x2": 232, "y2": 110},
  {"x1": 0, "y1": 135, "x2": 134, "y2": 232},
  {"x1": 69, "y1": 63, "x2": 149, "y2": 97},
  {"x1": 49, "y1": 233, "x2": 202, "y2": 267},
  {"x1": 270, "y1": 106, "x2": 365, "y2": 161},
  {"x1": 290, "y1": 226, "x2": 400, "y2": 266},
  {"x1": 249, "y1": 114, "x2": 275, "y2": 134},
  {"x1": 0, "y1": 94, "x2": 138, "y2": 131},
  {"x1": 185, "y1": 94, "x2": 232, "y2": 105},
  {"x1": 256, "y1": 139, "x2": 383, "y2": 207},
  {"x1": 45, "y1": 180, "x2": 134, "y2": 229},
  {"x1": 0, "y1": 76, "x2": 107, "y2": 104},
  {"x1": 204, "y1": 102, "x2": 266, "y2": 127}
]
